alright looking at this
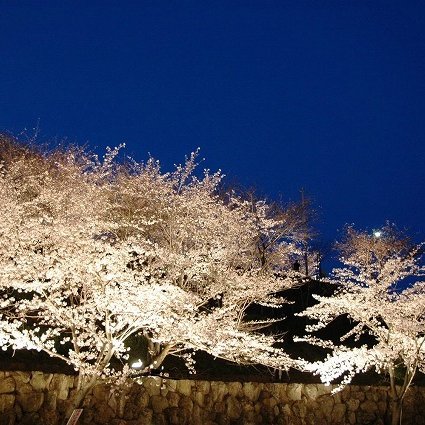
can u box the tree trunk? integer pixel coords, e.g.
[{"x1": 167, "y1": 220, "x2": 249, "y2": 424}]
[
  {"x1": 387, "y1": 397, "x2": 402, "y2": 425},
  {"x1": 62, "y1": 376, "x2": 97, "y2": 425}
]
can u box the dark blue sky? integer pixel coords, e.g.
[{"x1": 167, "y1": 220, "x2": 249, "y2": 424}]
[{"x1": 1, "y1": 1, "x2": 425, "y2": 244}]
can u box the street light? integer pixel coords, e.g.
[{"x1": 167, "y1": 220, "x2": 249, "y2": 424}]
[{"x1": 131, "y1": 359, "x2": 143, "y2": 369}]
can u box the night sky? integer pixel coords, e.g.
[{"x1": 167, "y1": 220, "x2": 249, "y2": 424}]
[{"x1": 1, "y1": 1, "x2": 425, "y2": 246}]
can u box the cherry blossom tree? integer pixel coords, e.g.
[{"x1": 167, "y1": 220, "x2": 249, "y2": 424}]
[
  {"x1": 240, "y1": 191, "x2": 316, "y2": 275},
  {"x1": 0, "y1": 135, "x2": 304, "y2": 418},
  {"x1": 297, "y1": 225, "x2": 425, "y2": 425}
]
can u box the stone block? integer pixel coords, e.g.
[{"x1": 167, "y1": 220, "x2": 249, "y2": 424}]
[
  {"x1": 347, "y1": 398, "x2": 360, "y2": 411},
  {"x1": 243, "y1": 382, "x2": 261, "y2": 402},
  {"x1": 332, "y1": 403, "x2": 346, "y2": 423},
  {"x1": 216, "y1": 412, "x2": 230, "y2": 425},
  {"x1": 210, "y1": 382, "x2": 228, "y2": 402},
  {"x1": 357, "y1": 410, "x2": 377, "y2": 425},
  {"x1": 360, "y1": 399, "x2": 377, "y2": 413},
  {"x1": 137, "y1": 390, "x2": 150, "y2": 409},
  {"x1": 107, "y1": 392, "x2": 120, "y2": 413},
  {"x1": 243, "y1": 409, "x2": 256, "y2": 423},
  {"x1": 122, "y1": 401, "x2": 139, "y2": 421},
  {"x1": 0, "y1": 394, "x2": 15, "y2": 411},
  {"x1": 137, "y1": 409, "x2": 153, "y2": 425},
  {"x1": 302, "y1": 384, "x2": 318, "y2": 401},
  {"x1": 196, "y1": 381, "x2": 210, "y2": 394},
  {"x1": 214, "y1": 401, "x2": 225, "y2": 413},
  {"x1": 281, "y1": 403, "x2": 292, "y2": 417},
  {"x1": 259, "y1": 390, "x2": 272, "y2": 400},
  {"x1": 340, "y1": 386, "x2": 351, "y2": 402},
  {"x1": 95, "y1": 404, "x2": 115, "y2": 424},
  {"x1": 287, "y1": 384, "x2": 302, "y2": 401},
  {"x1": 142, "y1": 377, "x2": 161, "y2": 396},
  {"x1": 30, "y1": 372, "x2": 52, "y2": 391},
  {"x1": 319, "y1": 395, "x2": 335, "y2": 421},
  {"x1": 20, "y1": 412, "x2": 42, "y2": 425},
  {"x1": 151, "y1": 395, "x2": 168, "y2": 413},
  {"x1": 154, "y1": 413, "x2": 167, "y2": 425},
  {"x1": 44, "y1": 392, "x2": 57, "y2": 412},
  {"x1": 92, "y1": 384, "x2": 110, "y2": 401},
  {"x1": 275, "y1": 383, "x2": 288, "y2": 402},
  {"x1": 16, "y1": 391, "x2": 44, "y2": 413},
  {"x1": 13, "y1": 372, "x2": 30, "y2": 385},
  {"x1": 0, "y1": 410, "x2": 16, "y2": 425},
  {"x1": 333, "y1": 391, "x2": 342, "y2": 404},
  {"x1": 377, "y1": 401, "x2": 387, "y2": 416},
  {"x1": 365, "y1": 391, "x2": 379, "y2": 402},
  {"x1": 316, "y1": 384, "x2": 332, "y2": 397},
  {"x1": 40, "y1": 408, "x2": 59, "y2": 425},
  {"x1": 203, "y1": 394, "x2": 213, "y2": 408},
  {"x1": 15, "y1": 403, "x2": 23, "y2": 421},
  {"x1": 241, "y1": 400, "x2": 254, "y2": 412},
  {"x1": 292, "y1": 400, "x2": 307, "y2": 418},
  {"x1": 351, "y1": 390, "x2": 366, "y2": 402},
  {"x1": 176, "y1": 379, "x2": 192, "y2": 397},
  {"x1": 49, "y1": 375, "x2": 71, "y2": 400},
  {"x1": 228, "y1": 382, "x2": 242, "y2": 398},
  {"x1": 194, "y1": 391, "x2": 204, "y2": 407},
  {"x1": 225, "y1": 397, "x2": 241, "y2": 419},
  {"x1": 166, "y1": 407, "x2": 180, "y2": 425},
  {"x1": 179, "y1": 395, "x2": 193, "y2": 413},
  {"x1": 262, "y1": 396, "x2": 277, "y2": 410},
  {"x1": 192, "y1": 403, "x2": 204, "y2": 424},
  {"x1": 0, "y1": 377, "x2": 15, "y2": 394},
  {"x1": 348, "y1": 411, "x2": 356, "y2": 425},
  {"x1": 167, "y1": 391, "x2": 179, "y2": 408},
  {"x1": 165, "y1": 379, "x2": 177, "y2": 391}
]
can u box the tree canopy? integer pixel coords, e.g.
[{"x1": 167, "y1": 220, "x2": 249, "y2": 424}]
[
  {"x1": 297, "y1": 225, "x2": 425, "y2": 425},
  {"x1": 0, "y1": 135, "x2": 309, "y2": 415}
]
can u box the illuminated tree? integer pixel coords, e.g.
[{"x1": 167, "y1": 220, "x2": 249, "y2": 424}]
[
  {"x1": 0, "y1": 135, "x2": 303, "y2": 417},
  {"x1": 240, "y1": 191, "x2": 316, "y2": 275},
  {"x1": 297, "y1": 225, "x2": 425, "y2": 425}
]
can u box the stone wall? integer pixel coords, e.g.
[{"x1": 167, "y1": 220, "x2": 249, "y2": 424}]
[{"x1": 0, "y1": 371, "x2": 424, "y2": 425}]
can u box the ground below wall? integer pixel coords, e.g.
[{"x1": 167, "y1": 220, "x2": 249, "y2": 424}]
[{"x1": 0, "y1": 371, "x2": 424, "y2": 425}]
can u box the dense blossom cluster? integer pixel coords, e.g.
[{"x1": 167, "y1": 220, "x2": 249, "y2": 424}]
[
  {"x1": 297, "y1": 225, "x2": 425, "y2": 425},
  {"x1": 2, "y1": 136, "x2": 424, "y2": 425},
  {"x1": 0, "y1": 137, "x2": 311, "y2": 414}
]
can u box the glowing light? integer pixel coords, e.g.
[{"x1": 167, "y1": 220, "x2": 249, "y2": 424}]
[
  {"x1": 373, "y1": 231, "x2": 382, "y2": 238},
  {"x1": 131, "y1": 359, "x2": 143, "y2": 369}
]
